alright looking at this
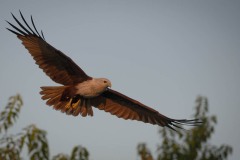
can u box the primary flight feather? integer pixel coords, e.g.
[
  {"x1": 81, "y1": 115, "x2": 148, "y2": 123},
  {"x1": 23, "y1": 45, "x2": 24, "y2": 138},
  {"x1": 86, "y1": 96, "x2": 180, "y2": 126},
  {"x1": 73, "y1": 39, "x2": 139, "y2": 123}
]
[{"x1": 6, "y1": 11, "x2": 200, "y2": 131}]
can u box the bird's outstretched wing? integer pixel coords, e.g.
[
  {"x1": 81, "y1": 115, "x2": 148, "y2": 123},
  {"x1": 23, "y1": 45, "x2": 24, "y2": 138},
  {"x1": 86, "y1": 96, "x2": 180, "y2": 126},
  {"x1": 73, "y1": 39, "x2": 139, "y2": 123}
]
[
  {"x1": 6, "y1": 11, "x2": 91, "y2": 85},
  {"x1": 92, "y1": 89, "x2": 200, "y2": 131}
]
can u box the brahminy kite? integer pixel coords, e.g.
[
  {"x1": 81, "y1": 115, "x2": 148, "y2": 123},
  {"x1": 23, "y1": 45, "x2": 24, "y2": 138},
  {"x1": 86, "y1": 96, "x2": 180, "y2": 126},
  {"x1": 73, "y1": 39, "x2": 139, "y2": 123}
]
[{"x1": 6, "y1": 11, "x2": 200, "y2": 131}]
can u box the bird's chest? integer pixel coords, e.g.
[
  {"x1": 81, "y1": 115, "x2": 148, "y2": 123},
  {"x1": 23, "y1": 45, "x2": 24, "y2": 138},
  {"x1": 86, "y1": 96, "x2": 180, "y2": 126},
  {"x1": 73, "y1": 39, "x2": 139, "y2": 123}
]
[{"x1": 75, "y1": 80, "x2": 105, "y2": 98}]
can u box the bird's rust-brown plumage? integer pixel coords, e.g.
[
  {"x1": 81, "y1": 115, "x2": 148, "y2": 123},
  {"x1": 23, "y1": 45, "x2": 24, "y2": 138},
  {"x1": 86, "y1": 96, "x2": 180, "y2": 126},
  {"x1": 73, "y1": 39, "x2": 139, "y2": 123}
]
[
  {"x1": 19, "y1": 36, "x2": 92, "y2": 85},
  {"x1": 40, "y1": 86, "x2": 93, "y2": 117},
  {"x1": 7, "y1": 12, "x2": 91, "y2": 85},
  {"x1": 6, "y1": 11, "x2": 201, "y2": 131}
]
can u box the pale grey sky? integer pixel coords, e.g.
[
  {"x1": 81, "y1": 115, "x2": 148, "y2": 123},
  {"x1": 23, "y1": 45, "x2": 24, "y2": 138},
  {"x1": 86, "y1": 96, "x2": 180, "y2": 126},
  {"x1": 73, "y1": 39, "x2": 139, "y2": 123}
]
[{"x1": 1, "y1": 1, "x2": 240, "y2": 160}]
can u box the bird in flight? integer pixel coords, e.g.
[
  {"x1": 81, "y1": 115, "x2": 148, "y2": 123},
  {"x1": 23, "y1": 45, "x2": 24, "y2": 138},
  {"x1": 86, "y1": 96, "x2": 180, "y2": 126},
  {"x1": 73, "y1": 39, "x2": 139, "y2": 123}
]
[{"x1": 6, "y1": 11, "x2": 200, "y2": 131}]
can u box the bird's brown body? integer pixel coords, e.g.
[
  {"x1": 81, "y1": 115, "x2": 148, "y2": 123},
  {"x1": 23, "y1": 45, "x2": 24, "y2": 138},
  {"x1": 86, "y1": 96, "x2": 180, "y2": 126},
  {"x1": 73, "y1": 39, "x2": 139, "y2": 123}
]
[
  {"x1": 6, "y1": 11, "x2": 200, "y2": 131},
  {"x1": 41, "y1": 78, "x2": 111, "y2": 116}
]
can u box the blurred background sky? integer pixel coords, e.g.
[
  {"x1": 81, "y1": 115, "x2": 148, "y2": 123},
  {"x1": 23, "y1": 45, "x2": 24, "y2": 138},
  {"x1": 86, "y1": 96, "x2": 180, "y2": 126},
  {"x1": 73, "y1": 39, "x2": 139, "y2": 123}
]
[{"x1": 0, "y1": 1, "x2": 239, "y2": 160}]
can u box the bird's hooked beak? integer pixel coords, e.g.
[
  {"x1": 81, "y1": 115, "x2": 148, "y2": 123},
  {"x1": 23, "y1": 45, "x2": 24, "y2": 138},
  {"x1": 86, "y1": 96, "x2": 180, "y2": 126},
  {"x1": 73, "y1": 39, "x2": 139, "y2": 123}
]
[
  {"x1": 105, "y1": 82, "x2": 111, "y2": 91},
  {"x1": 108, "y1": 82, "x2": 112, "y2": 88}
]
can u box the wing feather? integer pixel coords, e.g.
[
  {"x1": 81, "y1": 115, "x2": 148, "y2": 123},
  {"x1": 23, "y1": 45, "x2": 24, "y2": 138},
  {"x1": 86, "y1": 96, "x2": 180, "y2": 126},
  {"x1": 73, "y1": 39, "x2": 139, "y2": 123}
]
[
  {"x1": 7, "y1": 11, "x2": 91, "y2": 85},
  {"x1": 92, "y1": 89, "x2": 201, "y2": 131}
]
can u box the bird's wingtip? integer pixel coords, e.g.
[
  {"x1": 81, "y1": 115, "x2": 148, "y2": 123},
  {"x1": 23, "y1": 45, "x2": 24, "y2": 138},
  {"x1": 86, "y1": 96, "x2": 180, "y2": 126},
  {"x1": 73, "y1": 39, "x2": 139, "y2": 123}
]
[{"x1": 166, "y1": 118, "x2": 203, "y2": 132}]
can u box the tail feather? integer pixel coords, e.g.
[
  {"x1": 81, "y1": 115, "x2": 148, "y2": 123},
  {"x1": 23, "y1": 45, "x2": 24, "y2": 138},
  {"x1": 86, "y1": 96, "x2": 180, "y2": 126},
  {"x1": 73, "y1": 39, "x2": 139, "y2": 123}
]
[
  {"x1": 40, "y1": 86, "x2": 67, "y2": 101},
  {"x1": 40, "y1": 86, "x2": 94, "y2": 117},
  {"x1": 54, "y1": 101, "x2": 67, "y2": 111},
  {"x1": 40, "y1": 86, "x2": 68, "y2": 110},
  {"x1": 42, "y1": 92, "x2": 58, "y2": 100},
  {"x1": 46, "y1": 94, "x2": 61, "y2": 105}
]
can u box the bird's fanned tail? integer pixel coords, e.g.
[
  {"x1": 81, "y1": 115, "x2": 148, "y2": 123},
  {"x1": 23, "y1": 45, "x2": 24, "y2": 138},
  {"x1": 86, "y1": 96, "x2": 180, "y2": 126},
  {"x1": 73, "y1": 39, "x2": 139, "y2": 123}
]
[{"x1": 40, "y1": 86, "x2": 93, "y2": 117}]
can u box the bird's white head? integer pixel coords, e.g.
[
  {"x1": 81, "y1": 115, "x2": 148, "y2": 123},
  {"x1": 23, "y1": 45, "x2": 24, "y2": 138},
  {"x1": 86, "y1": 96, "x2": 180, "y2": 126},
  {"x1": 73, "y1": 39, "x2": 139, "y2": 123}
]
[{"x1": 95, "y1": 78, "x2": 112, "y2": 89}]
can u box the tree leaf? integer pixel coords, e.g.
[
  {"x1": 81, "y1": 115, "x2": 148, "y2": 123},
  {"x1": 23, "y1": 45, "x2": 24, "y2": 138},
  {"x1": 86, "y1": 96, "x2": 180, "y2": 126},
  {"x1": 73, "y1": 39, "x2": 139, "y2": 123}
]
[{"x1": 0, "y1": 94, "x2": 23, "y2": 133}]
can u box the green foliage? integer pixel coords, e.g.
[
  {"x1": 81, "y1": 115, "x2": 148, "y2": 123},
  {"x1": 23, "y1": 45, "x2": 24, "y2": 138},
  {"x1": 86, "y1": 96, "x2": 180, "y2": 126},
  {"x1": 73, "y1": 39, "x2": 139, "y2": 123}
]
[
  {"x1": 70, "y1": 145, "x2": 89, "y2": 160},
  {"x1": 0, "y1": 136, "x2": 22, "y2": 160},
  {"x1": 0, "y1": 94, "x2": 24, "y2": 160},
  {"x1": 137, "y1": 143, "x2": 153, "y2": 160},
  {"x1": 0, "y1": 94, "x2": 89, "y2": 160},
  {"x1": 137, "y1": 96, "x2": 233, "y2": 160},
  {"x1": 0, "y1": 124, "x2": 49, "y2": 160},
  {"x1": 23, "y1": 125, "x2": 49, "y2": 160},
  {"x1": 0, "y1": 94, "x2": 23, "y2": 133},
  {"x1": 52, "y1": 154, "x2": 70, "y2": 160},
  {"x1": 52, "y1": 145, "x2": 89, "y2": 160}
]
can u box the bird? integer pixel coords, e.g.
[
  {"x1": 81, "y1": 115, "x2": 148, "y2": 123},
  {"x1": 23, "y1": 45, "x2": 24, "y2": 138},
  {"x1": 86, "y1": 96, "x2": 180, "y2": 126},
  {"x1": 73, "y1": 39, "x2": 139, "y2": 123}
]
[{"x1": 6, "y1": 11, "x2": 200, "y2": 131}]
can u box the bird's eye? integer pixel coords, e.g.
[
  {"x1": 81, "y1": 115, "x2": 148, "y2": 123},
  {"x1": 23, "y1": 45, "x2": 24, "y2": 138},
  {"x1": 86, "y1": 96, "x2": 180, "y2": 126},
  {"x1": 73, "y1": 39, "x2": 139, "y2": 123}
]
[{"x1": 104, "y1": 80, "x2": 107, "y2": 83}]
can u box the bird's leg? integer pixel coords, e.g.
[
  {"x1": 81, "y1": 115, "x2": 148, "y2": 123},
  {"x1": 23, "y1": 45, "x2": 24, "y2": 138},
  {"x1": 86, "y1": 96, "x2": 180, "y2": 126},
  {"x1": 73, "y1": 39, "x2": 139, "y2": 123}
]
[
  {"x1": 72, "y1": 98, "x2": 83, "y2": 116},
  {"x1": 72, "y1": 98, "x2": 81, "y2": 109},
  {"x1": 65, "y1": 98, "x2": 73, "y2": 109}
]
